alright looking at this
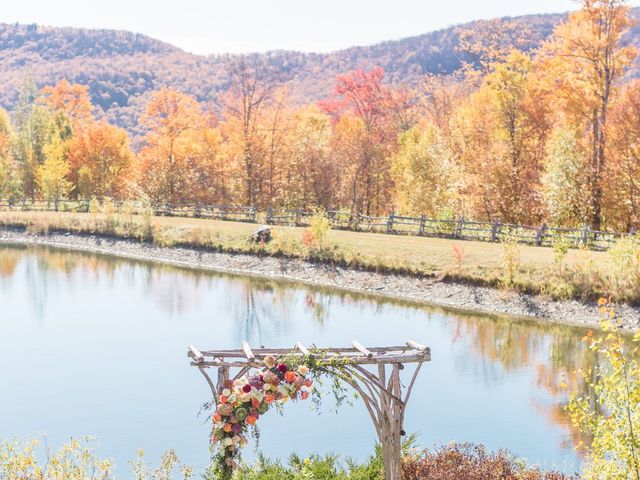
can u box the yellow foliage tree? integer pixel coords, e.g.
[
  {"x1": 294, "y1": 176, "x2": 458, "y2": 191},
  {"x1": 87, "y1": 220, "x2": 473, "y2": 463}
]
[{"x1": 38, "y1": 136, "x2": 71, "y2": 209}]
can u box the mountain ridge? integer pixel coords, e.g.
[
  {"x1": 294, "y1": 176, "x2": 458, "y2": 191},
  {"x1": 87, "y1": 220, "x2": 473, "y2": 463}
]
[{"x1": 0, "y1": 9, "x2": 635, "y2": 135}]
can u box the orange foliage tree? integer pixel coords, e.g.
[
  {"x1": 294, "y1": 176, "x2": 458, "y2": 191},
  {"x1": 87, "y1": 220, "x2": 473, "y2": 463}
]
[
  {"x1": 136, "y1": 87, "x2": 203, "y2": 204},
  {"x1": 66, "y1": 121, "x2": 133, "y2": 200}
]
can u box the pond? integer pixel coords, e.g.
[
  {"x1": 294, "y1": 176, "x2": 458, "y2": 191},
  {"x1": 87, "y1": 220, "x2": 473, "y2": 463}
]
[{"x1": 0, "y1": 244, "x2": 590, "y2": 475}]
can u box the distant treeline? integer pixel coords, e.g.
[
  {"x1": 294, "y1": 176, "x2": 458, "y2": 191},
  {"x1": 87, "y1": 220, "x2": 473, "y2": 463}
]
[{"x1": 0, "y1": 0, "x2": 639, "y2": 232}]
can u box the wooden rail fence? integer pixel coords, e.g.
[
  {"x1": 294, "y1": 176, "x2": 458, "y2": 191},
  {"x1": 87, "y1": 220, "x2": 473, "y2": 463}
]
[{"x1": 0, "y1": 200, "x2": 634, "y2": 251}]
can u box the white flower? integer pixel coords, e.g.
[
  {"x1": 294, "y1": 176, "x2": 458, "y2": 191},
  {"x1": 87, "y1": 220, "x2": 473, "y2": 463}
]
[
  {"x1": 223, "y1": 438, "x2": 233, "y2": 447},
  {"x1": 298, "y1": 365, "x2": 310, "y2": 375},
  {"x1": 263, "y1": 383, "x2": 271, "y2": 391},
  {"x1": 222, "y1": 388, "x2": 231, "y2": 397}
]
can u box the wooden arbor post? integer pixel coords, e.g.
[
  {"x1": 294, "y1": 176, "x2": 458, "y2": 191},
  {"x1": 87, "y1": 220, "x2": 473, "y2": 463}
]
[{"x1": 187, "y1": 340, "x2": 430, "y2": 480}]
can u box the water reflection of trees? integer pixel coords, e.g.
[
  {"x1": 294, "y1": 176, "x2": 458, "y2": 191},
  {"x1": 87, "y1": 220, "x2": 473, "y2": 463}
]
[
  {"x1": 0, "y1": 244, "x2": 602, "y2": 455},
  {"x1": 449, "y1": 312, "x2": 597, "y2": 454},
  {"x1": 0, "y1": 247, "x2": 20, "y2": 278}
]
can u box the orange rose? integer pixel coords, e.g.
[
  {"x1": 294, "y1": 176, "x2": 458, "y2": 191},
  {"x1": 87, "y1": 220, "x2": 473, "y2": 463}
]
[
  {"x1": 246, "y1": 415, "x2": 257, "y2": 425},
  {"x1": 212, "y1": 413, "x2": 222, "y2": 423},
  {"x1": 219, "y1": 395, "x2": 228, "y2": 404},
  {"x1": 305, "y1": 379, "x2": 313, "y2": 387},
  {"x1": 223, "y1": 423, "x2": 233, "y2": 432},
  {"x1": 264, "y1": 394, "x2": 275, "y2": 404},
  {"x1": 251, "y1": 398, "x2": 260, "y2": 408},
  {"x1": 285, "y1": 371, "x2": 297, "y2": 383},
  {"x1": 301, "y1": 391, "x2": 309, "y2": 400}
]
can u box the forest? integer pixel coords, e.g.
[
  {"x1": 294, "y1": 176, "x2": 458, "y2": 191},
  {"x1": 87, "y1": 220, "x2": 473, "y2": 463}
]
[{"x1": 1, "y1": 0, "x2": 639, "y2": 232}]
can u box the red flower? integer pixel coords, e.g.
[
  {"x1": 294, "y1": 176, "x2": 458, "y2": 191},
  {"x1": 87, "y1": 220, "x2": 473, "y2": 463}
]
[
  {"x1": 278, "y1": 363, "x2": 288, "y2": 373},
  {"x1": 242, "y1": 384, "x2": 252, "y2": 393}
]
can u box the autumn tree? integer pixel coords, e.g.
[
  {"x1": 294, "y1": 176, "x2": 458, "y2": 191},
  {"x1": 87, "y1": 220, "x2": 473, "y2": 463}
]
[
  {"x1": 190, "y1": 113, "x2": 235, "y2": 205},
  {"x1": 539, "y1": 0, "x2": 637, "y2": 230},
  {"x1": 322, "y1": 67, "x2": 408, "y2": 215},
  {"x1": 453, "y1": 51, "x2": 547, "y2": 223},
  {"x1": 66, "y1": 121, "x2": 134, "y2": 200},
  {"x1": 391, "y1": 124, "x2": 454, "y2": 217},
  {"x1": 12, "y1": 80, "x2": 59, "y2": 199},
  {"x1": 136, "y1": 88, "x2": 203, "y2": 204},
  {"x1": 38, "y1": 136, "x2": 71, "y2": 209},
  {"x1": 606, "y1": 80, "x2": 640, "y2": 230},
  {"x1": 542, "y1": 127, "x2": 592, "y2": 226},
  {"x1": 220, "y1": 57, "x2": 279, "y2": 208},
  {"x1": 40, "y1": 80, "x2": 94, "y2": 129},
  {"x1": 283, "y1": 106, "x2": 335, "y2": 209},
  {"x1": 0, "y1": 108, "x2": 21, "y2": 201}
]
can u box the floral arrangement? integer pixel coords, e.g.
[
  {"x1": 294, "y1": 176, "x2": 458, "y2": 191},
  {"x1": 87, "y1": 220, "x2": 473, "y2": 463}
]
[{"x1": 209, "y1": 355, "x2": 314, "y2": 479}]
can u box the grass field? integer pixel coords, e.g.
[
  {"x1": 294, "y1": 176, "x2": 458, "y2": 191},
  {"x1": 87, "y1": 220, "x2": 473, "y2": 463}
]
[{"x1": 0, "y1": 210, "x2": 636, "y2": 303}]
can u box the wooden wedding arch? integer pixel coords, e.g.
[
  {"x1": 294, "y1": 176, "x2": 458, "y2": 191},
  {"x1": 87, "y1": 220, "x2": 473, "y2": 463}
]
[{"x1": 187, "y1": 340, "x2": 430, "y2": 480}]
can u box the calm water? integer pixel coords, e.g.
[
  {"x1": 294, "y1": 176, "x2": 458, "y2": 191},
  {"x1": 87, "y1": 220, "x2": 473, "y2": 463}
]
[{"x1": 0, "y1": 245, "x2": 590, "y2": 474}]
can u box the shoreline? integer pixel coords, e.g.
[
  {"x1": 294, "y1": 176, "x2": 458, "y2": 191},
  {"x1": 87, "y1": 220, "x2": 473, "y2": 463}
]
[{"x1": 1, "y1": 228, "x2": 639, "y2": 331}]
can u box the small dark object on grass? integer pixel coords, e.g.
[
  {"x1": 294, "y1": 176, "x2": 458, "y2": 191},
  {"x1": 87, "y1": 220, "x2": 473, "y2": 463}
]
[{"x1": 252, "y1": 226, "x2": 271, "y2": 243}]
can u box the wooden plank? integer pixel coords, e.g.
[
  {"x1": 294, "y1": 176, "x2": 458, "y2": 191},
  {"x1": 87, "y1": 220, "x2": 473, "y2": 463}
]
[
  {"x1": 406, "y1": 340, "x2": 427, "y2": 352},
  {"x1": 352, "y1": 341, "x2": 373, "y2": 358},
  {"x1": 188, "y1": 344, "x2": 204, "y2": 363},
  {"x1": 241, "y1": 341, "x2": 255, "y2": 361},
  {"x1": 296, "y1": 342, "x2": 310, "y2": 355}
]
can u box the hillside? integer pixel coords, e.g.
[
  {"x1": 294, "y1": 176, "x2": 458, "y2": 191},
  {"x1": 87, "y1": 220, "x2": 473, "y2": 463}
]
[{"x1": 0, "y1": 10, "x2": 636, "y2": 135}]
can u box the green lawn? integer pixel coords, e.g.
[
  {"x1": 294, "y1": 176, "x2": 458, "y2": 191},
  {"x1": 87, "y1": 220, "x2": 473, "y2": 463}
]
[{"x1": 0, "y1": 210, "x2": 628, "y2": 302}]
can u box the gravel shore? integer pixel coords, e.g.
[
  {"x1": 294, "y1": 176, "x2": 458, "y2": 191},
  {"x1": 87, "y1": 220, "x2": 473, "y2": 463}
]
[{"x1": 2, "y1": 228, "x2": 639, "y2": 331}]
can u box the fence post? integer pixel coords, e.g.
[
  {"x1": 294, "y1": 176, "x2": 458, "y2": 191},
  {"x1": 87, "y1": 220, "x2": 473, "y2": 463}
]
[
  {"x1": 535, "y1": 223, "x2": 547, "y2": 247},
  {"x1": 582, "y1": 224, "x2": 591, "y2": 247},
  {"x1": 491, "y1": 220, "x2": 501, "y2": 243},
  {"x1": 194, "y1": 203, "x2": 201, "y2": 218},
  {"x1": 454, "y1": 218, "x2": 464, "y2": 239},
  {"x1": 266, "y1": 206, "x2": 273, "y2": 225},
  {"x1": 419, "y1": 214, "x2": 426, "y2": 236},
  {"x1": 295, "y1": 208, "x2": 302, "y2": 226},
  {"x1": 387, "y1": 212, "x2": 395, "y2": 234}
]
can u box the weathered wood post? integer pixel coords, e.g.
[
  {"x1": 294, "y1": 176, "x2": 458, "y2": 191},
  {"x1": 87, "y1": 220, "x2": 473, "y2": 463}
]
[
  {"x1": 454, "y1": 217, "x2": 465, "y2": 239},
  {"x1": 419, "y1": 214, "x2": 426, "y2": 236},
  {"x1": 582, "y1": 224, "x2": 591, "y2": 247},
  {"x1": 387, "y1": 212, "x2": 395, "y2": 234},
  {"x1": 491, "y1": 220, "x2": 501, "y2": 243},
  {"x1": 535, "y1": 223, "x2": 548, "y2": 247},
  {"x1": 266, "y1": 206, "x2": 273, "y2": 224}
]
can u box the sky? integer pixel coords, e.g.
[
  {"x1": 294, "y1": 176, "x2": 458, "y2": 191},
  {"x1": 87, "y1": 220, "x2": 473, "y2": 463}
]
[{"x1": 3, "y1": 0, "x2": 640, "y2": 55}]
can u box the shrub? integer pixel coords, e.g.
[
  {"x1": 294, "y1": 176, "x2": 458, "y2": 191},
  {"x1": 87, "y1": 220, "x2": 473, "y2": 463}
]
[
  {"x1": 567, "y1": 302, "x2": 640, "y2": 480},
  {"x1": 552, "y1": 236, "x2": 571, "y2": 273},
  {"x1": 152, "y1": 227, "x2": 181, "y2": 248},
  {"x1": 501, "y1": 238, "x2": 521, "y2": 287},
  {"x1": 309, "y1": 210, "x2": 331, "y2": 251},
  {"x1": 401, "y1": 443, "x2": 579, "y2": 480},
  {"x1": 605, "y1": 236, "x2": 640, "y2": 301},
  {"x1": 0, "y1": 437, "x2": 193, "y2": 480},
  {"x1": 451, "y1": 244, "x2": 465, "y2": 273}
]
